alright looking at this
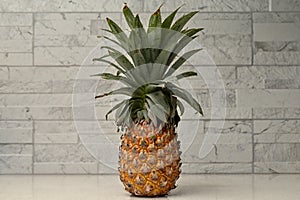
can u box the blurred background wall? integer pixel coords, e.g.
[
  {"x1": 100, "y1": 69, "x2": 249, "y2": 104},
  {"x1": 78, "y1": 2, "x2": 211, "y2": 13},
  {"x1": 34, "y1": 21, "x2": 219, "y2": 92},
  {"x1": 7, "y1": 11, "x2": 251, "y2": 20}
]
[{"x1": 0, "y1": 0, "x2": 299, "y2": 174}]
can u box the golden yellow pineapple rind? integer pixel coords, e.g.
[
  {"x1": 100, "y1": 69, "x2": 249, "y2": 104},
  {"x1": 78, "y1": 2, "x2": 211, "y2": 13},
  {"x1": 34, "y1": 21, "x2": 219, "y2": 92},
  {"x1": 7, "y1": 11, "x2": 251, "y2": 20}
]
[{"x1": 119, "y1": 121, "x2": 181, "y2": 196}]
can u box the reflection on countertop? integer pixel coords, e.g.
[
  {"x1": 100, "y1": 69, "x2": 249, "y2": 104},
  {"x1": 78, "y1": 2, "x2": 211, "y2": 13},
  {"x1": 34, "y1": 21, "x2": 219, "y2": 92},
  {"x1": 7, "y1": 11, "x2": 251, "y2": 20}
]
[{"x1": 0, "y1": 174, "x2": 299, "y2": 200}]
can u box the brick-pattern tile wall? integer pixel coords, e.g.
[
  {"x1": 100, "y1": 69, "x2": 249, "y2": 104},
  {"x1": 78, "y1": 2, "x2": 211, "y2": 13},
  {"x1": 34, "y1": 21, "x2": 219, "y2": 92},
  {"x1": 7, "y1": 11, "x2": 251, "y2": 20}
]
[{"x1": 0, "y1": 0, "x2": 299, "y2": 174}]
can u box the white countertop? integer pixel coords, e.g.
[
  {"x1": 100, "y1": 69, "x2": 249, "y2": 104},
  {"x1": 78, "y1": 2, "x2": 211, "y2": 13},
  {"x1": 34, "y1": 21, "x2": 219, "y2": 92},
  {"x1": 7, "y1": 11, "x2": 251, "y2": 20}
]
[{"x1": 0, "y1": 174, "x2": 299, "y2": 200}]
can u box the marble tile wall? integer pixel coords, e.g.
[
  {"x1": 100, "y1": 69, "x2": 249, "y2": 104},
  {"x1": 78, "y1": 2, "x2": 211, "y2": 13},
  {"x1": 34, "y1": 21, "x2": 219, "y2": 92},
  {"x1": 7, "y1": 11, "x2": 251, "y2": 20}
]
[{"x1": 0, "y1": 0, "x2": 299, "y2": 174}]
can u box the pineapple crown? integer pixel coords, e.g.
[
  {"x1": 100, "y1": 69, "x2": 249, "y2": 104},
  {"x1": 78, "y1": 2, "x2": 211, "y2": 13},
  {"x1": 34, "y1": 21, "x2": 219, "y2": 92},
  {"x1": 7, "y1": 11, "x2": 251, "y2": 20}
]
[{"x1": 93, "y1": 4, "x2": 204, "y2": 128}]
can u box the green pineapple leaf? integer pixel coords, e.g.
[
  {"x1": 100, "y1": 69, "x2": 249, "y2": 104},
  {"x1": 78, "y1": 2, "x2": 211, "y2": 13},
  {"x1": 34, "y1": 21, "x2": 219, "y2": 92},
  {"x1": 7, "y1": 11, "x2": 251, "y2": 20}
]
[
  {"x1": 165, "y1": 48, "x2": 202, "y2": 77},
  {"x1": 161, "y1": 6, "x2": 182, "y2": 29},
  {"x1": 148, "y1": 5, "x2": 162, "y2": 33},
  {"x1": 105, "y1": 99, "x2": 129, "y2": 120},
  {"x1": 177, "y1": 99, "x2": 185, "y2": 115},
  {"x1": 171, "y1": 11, "x2": 199, "y2": 31},
  {"x1": 166, "y1": 82, "x2": 203, "y2": 115},
  {"x1": 93, "y1": 56, "x2": 126, "y2": 74},
  {"x1": 175, "y1": 71, "x2": 197, "y2": 80},
  {"x1": 95, "y1": 87, "x2": 134, "y2": 99},
  {"x1": 123, "y1": 4, "x2": 135, "y2": 29}
]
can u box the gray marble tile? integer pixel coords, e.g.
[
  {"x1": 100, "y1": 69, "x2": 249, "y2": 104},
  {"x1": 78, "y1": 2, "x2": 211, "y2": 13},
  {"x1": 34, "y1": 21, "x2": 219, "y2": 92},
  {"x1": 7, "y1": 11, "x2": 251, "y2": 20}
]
[
  {"x1": 193, "y1": 89, "x2": 236, "y2": 108},
  {"x1": 271, "y1": 0, "x2": 300, "y2": 11},
  {"x1": 175, "y1": 13, "x2": 252, "y2": 65},
  {"x1": 0, "y1": 79, "x2": 100, "y2": 94},
  {"x1": 144, "y1": 0, "x2": 268, "y2": 12},
  {"x1": 0, "y1": 144, "x2": 32, "y2": 174},
  {"x1": 254, "y1": 120, "x2": 300, "y2": 134},
  {"x1": 183, "y1": 120, "x2": 252, "y2": 163},
  {"x1": 0, "y1": 121, "x2": 32, "y2": 143},
  {"x1": 34, "y1": 46, "x2": 95, "y2": 65},
  {"x1": 182, "y1": 163, "x2": 252, "y2": 173},
  {"x1": 34, "y1": 12, "x2": 121, "y2": 65},
  {"x1": 0, "y1": 0, "x2": 143, "y2": 12},
  {"x1": 254, "y1": 13, "x2": 300, "y2": 65},
  {"x1": 253, "y1": 108, "x2": 285, "y2": 119},
  {"x1": 238, "y1": 66, "x2": 300, "y2": 80},
  {"x1": 0, "y1": 80, "x2": 52, "y2": 93},
  {"x1": 254, "y1": 161, "x2": 300, "y2": 173},
  {"x1": 0, "y1": 67, "x2": 9, "y2": 80},
  {"x1": 0, "y1": 27, "x2": 32, "y2": 52},
  {"x1": 8, "y1": 66, "x2": 79, "y2": 81},
  {"x1": 237, "y1": 89, "x2": 300, "y2": 108},
  {"x1": 183, "y1": 143, "x2": 253, "y2": 163},
  {"x1": 0, "y1": 155, "x2": 32, "y2": 174},
  {"x1": 0, "y1": 53, "x2": 32, "y2": 65},
  {"x1": 35, "y1": 121, "x2": 77, "y2": 134},
  {"x1": 34, "y1": 143, "x2": 96, "y2": 162},
  {"x1": 265, "y1": 79, "x2": 300, "y2": 89},
  {"x1": 198, "y1": 107, "x2": 252, "y2": 120},
  {"x1": 34, "y1": 162, "x2": 97, "y2": 174},
  {"x1": 253, "y1": 108, "x2": 300, "y2": 119},
  {"x1": 0, "y1": 13, "x2": 32, "y2": 26},
  {"x1": 35, "y1": 134, "x2": 78, "y2": 144},
  {"x1": 254, "y1": 143, "x2": 298, "y2": 162},
  {"x1": 179, "y1": 66, "x2": 263, "y2": 89},
  {"x1": 0, "y1": 94, "x2": 72, "y2": 106},
  {"x1": 35, "y1": 13, "x2": 104, "y2": 47},
  {"x1": 98, "y1": 162, "x2": 118, "y2": 174},
  {"x1": 255, "y1": 133, "x2": 300, "y2": 143},
  {"x1": 204, "y1": 120, "x2": 252, "y2": 135},
  {"x1": 254, "y1": 52, "x2": 300, "y2": 65},
  {"x1": 0, "y1": 107, "x2": 71, "y2": 120},
  {"x1": 253, "y1": 13, "x2": 300, "y2": 23},
  {"x1": 0, "y1": 144, "x2": 32, "y2": 154}
]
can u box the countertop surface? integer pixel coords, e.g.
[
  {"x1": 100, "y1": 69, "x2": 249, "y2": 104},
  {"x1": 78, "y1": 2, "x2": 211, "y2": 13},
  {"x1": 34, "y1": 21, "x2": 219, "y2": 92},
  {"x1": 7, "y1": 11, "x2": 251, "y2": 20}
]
[{"x1": 0, "y1": 174, "x2": 299, "y2": 200}]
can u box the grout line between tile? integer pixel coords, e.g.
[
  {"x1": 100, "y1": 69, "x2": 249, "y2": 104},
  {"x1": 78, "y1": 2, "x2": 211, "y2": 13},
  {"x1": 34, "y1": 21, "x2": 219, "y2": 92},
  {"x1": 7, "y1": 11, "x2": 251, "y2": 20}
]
[
  {"x1": 251, "y1": 108, "x2": 255, "y2": 173},
  {"x1": 251, "y1": 13, "x2": 254, "y2": 66},
  {"x1": 32, "y1": 119, "x2": 35, "y2": 175},
  {"x1": 32, "y1": 13, "x2": 35, "y2": 66},
  {"x1": 1, "y1": 11, "x2": 300, "y2": 14}
]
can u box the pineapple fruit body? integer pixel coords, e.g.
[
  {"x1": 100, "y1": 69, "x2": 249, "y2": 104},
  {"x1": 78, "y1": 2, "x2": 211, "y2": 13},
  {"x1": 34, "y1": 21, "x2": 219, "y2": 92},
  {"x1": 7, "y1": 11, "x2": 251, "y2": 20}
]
[{"x1": 119, "y1": 121, "x2": 181, "y2": 196}]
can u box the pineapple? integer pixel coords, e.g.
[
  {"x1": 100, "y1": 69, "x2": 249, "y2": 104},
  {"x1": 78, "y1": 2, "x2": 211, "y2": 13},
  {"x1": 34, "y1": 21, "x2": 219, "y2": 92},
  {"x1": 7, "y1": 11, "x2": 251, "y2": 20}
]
[{"x1": 94, "y1": 4, "x2": 203, "y2": 197}]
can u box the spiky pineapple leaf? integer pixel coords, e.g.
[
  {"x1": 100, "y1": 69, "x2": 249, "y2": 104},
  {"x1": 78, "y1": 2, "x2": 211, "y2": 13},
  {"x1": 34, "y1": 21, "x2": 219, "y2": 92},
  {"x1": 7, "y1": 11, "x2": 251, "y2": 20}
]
[
  {"x1": 161, "y1": 6, "x2": 182, "y2": 29},
  {"x1": 115, "y1": 100, "x2": 131, "y2": 125},
  {"x1": 105, "y1": 99, "x2": 129, "y2": 120},
  {"x1": 95, "y1": 87, "x2": 134, "y2": 98},
  {"x1": 177, "y1": 99, "x2": 185, "y2": 115},
  {"x1": 171, "y1": 11, "x2": 199, "y2": 31},
  {"x1": 165, "y1": 48, "x2": 202, "y2": 77},
  {"x1": 148, "y1": 6, "x2": 162, "y2": 33},
  {"x1": 123, "y1": 4, "x2": 135, "y2": 29},
  {"x1": 166, "y1": 82, "x2": 203, "y2": 115},
  {"x1": 146, "y1": 91, "x2": 170, "y2": 114},
  {"x1": 166, "y1": 28, "x2": 203, "y2": 65},
  {"x1": 166, "y1": 35, "x2": 198, "y2": 66},
  {"x1": 91, "y1": 72, "x2": 136, "y2": 87},
  {"x1": 106, "y1": 18, "x2": 128, "y2": 44},
  {"x1": 134, "y1": 14, "x2": 144, "y2": 29},
  {"x1": 93, "y1": 57, "x2": 126, "y2": 74},
  {"x1": 181, "y1": 27, "x2": 204, "y2": 36},
  {"x1": 108, "y1": 50, "x2": 134, "y2": 71},
  {"x1": 146, "y1": 98, "x2": 167, "y2": 122},
  {"x1": 101, "y1": 36, "x2": 128, "y2": 52},
  {"x1": 175, "y1": 71, "x2": 197, "y2": 80}
]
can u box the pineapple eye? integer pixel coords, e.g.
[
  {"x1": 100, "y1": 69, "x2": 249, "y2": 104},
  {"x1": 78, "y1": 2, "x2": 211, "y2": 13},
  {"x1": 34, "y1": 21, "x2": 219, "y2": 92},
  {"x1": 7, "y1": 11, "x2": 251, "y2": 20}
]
[{"x1": 140, "y1": 139, "x2": 148, "y2": 147}]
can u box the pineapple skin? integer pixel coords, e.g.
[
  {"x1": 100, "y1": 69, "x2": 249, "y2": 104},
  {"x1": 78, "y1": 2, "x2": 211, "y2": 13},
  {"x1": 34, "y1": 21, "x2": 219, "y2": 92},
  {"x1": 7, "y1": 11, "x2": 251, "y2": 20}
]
[{"x1": 119, "y1": 121, "x2": 181, "y2": 196}]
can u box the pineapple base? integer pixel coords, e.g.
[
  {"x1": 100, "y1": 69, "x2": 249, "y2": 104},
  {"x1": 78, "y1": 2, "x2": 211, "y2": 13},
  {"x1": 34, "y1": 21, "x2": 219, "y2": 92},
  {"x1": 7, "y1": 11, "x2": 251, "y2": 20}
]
[{"x1": 119, "y1": 121, "x2": 181, "y2": 197}]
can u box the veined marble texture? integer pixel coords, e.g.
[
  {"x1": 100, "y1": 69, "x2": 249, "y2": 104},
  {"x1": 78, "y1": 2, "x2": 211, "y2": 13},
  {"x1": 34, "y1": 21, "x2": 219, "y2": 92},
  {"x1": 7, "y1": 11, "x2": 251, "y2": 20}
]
[{"x1": 0, "y1": 0, "x2": 299, "y2": 174}]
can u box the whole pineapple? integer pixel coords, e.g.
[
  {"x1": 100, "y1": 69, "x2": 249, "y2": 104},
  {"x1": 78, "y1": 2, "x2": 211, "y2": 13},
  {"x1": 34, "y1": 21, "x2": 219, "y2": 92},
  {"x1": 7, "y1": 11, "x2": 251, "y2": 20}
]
[{"x1": 94, "y1": 4, "x2": 203, "y2": 197}]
